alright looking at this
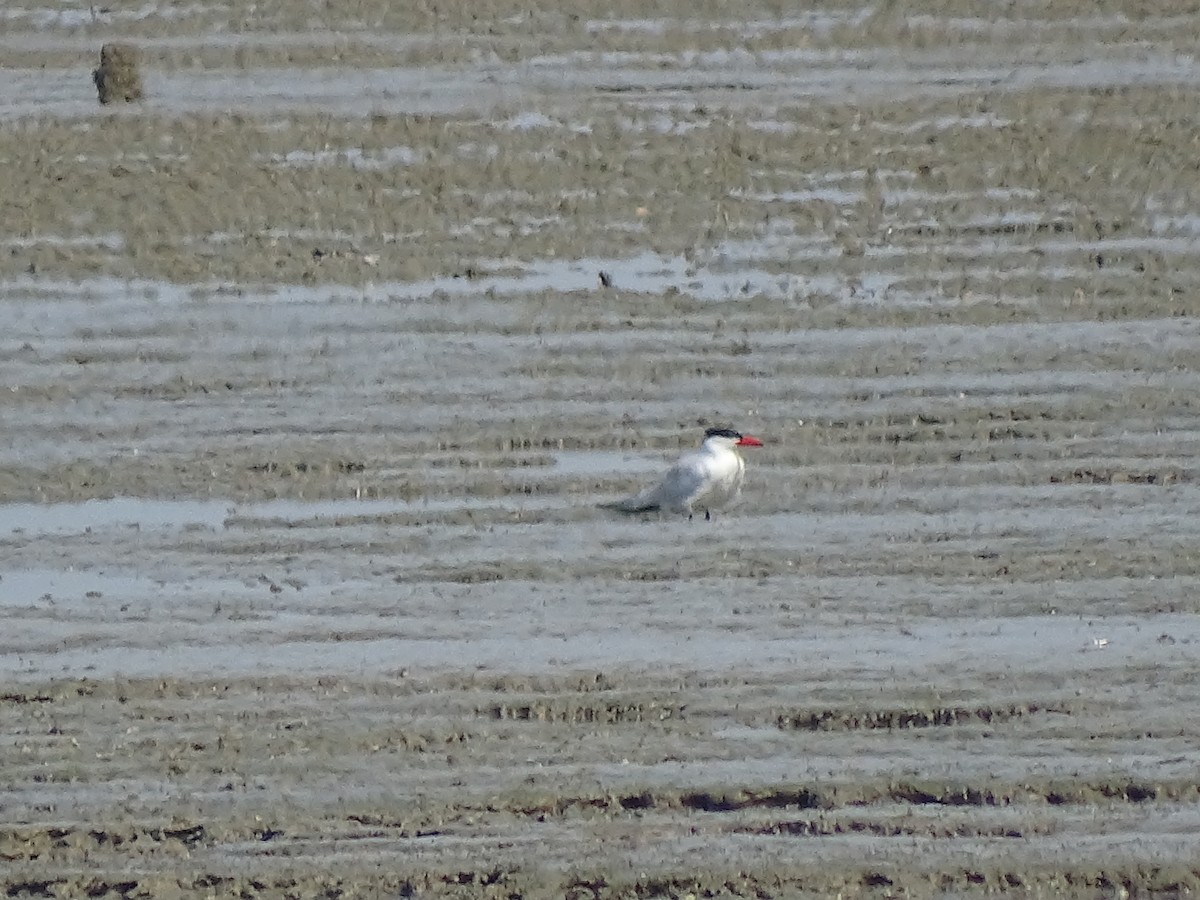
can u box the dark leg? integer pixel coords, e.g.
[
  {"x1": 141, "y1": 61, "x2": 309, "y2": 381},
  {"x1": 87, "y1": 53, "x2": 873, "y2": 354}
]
[{"x1": 704, "y1": 508, "x2": 711, "y2": 521}]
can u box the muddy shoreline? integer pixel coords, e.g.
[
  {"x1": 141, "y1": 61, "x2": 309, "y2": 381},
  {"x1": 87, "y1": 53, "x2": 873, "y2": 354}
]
[{"x1": 3, "y1": 1, "x2": 1200, "y2": 896}]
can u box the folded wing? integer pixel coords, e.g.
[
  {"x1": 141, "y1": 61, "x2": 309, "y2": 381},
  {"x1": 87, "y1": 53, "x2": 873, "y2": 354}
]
[{"x1": 602, "y1": 454, "x2": 709, "y2": 514}]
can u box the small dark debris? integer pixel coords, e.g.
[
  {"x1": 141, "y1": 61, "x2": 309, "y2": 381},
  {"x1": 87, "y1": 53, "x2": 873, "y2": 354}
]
[
  {"x1": 160, "y1": 824, "x2": 207, "y2": 846},
  {"x1": 619, "y1": 792, "x2": 653, "y2": 810}
]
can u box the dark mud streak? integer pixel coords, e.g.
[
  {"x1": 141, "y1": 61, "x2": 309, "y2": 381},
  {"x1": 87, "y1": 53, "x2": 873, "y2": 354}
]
[
  {"x1": 776, "y1": 702, "x2": 1069, "y2": 731},
  {"x1": 737, "y1": 818, "x2": 1038, "y2": 838}
]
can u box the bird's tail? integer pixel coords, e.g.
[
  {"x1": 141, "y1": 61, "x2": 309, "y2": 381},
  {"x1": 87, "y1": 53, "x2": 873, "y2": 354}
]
[{"x1": 598, "y1": 487, "x2": 662, "y2": 513}]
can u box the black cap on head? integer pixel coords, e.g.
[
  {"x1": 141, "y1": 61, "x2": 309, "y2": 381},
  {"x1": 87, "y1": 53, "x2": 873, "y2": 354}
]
[{"x1": 704, "y1": 427, "x2": 742, "y2": 440}]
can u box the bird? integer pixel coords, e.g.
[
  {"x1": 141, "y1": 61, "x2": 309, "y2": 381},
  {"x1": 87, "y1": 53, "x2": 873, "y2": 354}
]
[{"x1": 601, "y1": 427, "x2": 764, "y2": 520}]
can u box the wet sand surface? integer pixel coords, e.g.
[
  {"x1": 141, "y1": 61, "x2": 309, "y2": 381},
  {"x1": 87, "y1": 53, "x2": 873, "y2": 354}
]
[{"x1": 3, "y1": 1, "x2": 1200, "y2": 896}]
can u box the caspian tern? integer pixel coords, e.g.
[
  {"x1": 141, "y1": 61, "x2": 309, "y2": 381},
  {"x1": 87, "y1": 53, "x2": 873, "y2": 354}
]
[{"x1": 601, "y1": 427, "x2": 764, "y2": 520}]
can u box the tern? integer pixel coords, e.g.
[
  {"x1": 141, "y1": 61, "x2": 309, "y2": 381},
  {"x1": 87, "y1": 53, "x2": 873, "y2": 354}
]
[{"x1": 601, "y1": 427, "x2": 764, "y2": 520}]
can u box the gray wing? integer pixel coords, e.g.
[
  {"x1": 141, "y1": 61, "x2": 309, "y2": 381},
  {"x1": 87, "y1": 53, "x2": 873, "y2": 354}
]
[
  {"x1": 654, "y1": 459, "x2": 709, "y2": 511},
  {"x1": 602, "y1": 456, "x2": 707, "y2": 514}
]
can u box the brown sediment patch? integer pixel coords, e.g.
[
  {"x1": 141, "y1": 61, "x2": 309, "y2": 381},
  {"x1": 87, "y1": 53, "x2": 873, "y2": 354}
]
[{"x1": 93, "y1": 43, "x2": 144, "y2": 105}]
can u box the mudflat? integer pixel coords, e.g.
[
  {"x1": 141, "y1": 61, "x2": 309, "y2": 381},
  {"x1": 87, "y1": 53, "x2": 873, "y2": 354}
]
[{"x1": 2, "y1": 1, "x2": 1200, "y2": 896}]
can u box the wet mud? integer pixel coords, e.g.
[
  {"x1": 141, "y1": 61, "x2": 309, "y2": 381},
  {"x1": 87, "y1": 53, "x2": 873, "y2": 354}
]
[{"x1": 2, "y1": 0, "x2": 1200, "y2": 896}]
